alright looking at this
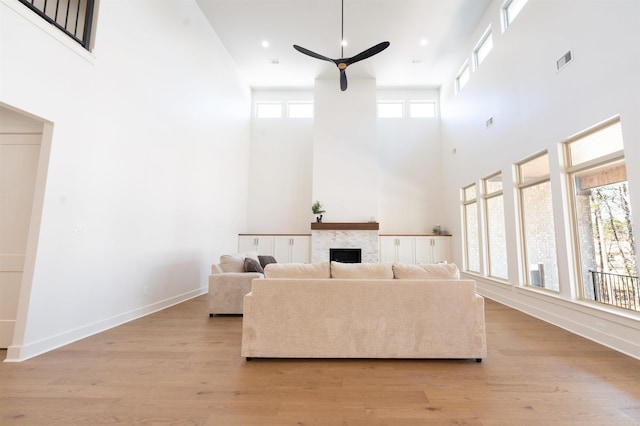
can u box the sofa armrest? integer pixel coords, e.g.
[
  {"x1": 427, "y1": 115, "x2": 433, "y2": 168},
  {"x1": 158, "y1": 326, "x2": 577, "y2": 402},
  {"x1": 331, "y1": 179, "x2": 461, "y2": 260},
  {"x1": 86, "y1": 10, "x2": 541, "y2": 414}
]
[{"x1": 208, "y1": 272, "x2": 263, "y2": 315}]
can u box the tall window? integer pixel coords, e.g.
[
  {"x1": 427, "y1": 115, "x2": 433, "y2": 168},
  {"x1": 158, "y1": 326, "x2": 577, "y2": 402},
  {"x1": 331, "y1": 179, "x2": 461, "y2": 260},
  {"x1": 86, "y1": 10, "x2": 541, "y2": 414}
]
[
  {"x1": 474, "y1": 27, "x2": 493, "y2": 68},
  {"x1": 517, "y1": 153, "x2": 559, "y2": 291},
  {"x1": 565, "y1": 119, "x2": 638, "y2": 311},
  {"x1": 483, "y1": 172, "x2": 508, "y2": 280},
  {"x1": 463, "y1": 184, "x2": 481, "y2": 273}
]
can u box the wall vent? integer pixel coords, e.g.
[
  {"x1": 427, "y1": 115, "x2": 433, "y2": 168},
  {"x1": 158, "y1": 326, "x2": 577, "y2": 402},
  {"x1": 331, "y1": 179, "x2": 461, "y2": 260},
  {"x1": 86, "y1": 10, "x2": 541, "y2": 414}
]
[{"x1": 556, "y1": 50, "x2": 573, "y2": 71}]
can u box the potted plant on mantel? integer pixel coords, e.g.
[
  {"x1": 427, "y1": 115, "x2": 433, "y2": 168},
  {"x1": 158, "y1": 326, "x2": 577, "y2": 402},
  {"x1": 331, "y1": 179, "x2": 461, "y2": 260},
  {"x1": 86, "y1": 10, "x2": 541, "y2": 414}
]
[{"x1": 311, "y1": 201, "x2": 326, "y2": 223}]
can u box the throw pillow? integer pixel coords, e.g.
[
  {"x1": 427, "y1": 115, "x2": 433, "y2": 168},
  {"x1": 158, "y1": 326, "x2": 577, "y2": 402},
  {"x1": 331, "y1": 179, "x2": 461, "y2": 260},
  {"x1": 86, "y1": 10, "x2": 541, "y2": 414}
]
[
  {"x1": 258, "y1": 255, "x2": 277, "y2": 268},
  {"x1": 264, "y1": 261, "x2": 330, "y2": 279},
  {"x1": 330, "y1": 262, "x2": 394, "y2": 279},
  {"x1": 219, "y1": 253, "x2": 245, "y2": 273},
  {"x1": 244, "y1": 257, "x2": 264, "y2": 273}
]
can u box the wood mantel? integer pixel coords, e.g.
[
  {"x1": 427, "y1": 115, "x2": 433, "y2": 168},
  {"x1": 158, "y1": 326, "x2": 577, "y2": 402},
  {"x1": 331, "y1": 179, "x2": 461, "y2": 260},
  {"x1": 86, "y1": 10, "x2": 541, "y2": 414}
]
[{"x1": 310, "y1": 222, "x2": 379, "y2": 231}]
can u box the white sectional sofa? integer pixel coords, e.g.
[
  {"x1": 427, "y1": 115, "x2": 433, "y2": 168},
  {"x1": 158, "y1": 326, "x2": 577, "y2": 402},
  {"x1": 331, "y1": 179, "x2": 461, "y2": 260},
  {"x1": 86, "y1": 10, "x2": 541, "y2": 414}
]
[{"x1": 241, "y1": 261, "x2": 487, "y2": 361}]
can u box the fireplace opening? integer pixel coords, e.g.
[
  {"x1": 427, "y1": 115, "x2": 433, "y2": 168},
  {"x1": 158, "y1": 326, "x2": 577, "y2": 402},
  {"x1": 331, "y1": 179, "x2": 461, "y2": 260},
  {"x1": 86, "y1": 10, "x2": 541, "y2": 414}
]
[{"x1": 330, "y1": 248, "x2": 362, "y2": 263}]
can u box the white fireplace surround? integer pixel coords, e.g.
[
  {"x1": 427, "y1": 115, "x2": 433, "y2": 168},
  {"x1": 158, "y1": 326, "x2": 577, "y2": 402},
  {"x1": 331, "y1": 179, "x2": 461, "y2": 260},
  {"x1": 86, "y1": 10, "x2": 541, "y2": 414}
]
[{"x1": 311, "y1": 229, "x2": 379, "y2": 263}]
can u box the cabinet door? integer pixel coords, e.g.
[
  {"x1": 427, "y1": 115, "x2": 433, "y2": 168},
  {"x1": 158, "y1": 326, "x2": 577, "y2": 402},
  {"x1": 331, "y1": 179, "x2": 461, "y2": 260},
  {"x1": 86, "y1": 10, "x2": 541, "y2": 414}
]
[
  {"x1": 396, "y1": 237, "x2": 415, "y2": 264},
  {"x1": 238, "y1": 236, "x2": 274, "y2": 255},
  {"x1": 255, "y1": 236, "x2": 274, "y2": 256},
  {"x1": 290, "y1": 236, "x2": 310, "y2": 263},
  {"x1": 274, "y1": 236, "x2": 293, "y2": 263},
  {"x1": 414, "y1": 236, "x2": 432, "y2": 264},
  {"x1": 238, "y1": 236, "x2": 257, "y2": 253},
  {"x1": 431, "y1": 237, "x2": 450, "y2": 264},
  {"x1": 379, "y1": 236, "x2": 398, "y2": 263}
]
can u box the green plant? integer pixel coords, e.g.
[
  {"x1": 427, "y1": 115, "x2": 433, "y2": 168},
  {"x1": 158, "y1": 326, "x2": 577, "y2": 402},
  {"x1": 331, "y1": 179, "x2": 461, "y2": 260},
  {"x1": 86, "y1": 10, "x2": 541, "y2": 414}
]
[{"x1": 311, "y1": 201, "x2": 326, "y2": 215}]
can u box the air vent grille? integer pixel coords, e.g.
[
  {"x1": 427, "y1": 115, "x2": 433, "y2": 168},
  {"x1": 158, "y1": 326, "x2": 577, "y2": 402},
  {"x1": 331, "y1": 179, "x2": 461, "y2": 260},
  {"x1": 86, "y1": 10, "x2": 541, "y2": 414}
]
[{"x1": 556, "y1": 50, "x2": 573, "y2": 71}]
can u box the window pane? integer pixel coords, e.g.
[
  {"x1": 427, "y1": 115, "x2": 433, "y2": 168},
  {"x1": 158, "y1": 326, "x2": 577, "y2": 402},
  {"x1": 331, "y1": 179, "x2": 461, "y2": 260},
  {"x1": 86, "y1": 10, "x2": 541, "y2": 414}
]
[
  {"x1": 465, "y1": 202, "x2": 480, "y2": 272},
  {"x1": 288, "y1": 102, "x2": 313, "y2": 118},
  {"x1": 409, "y1": 102, "x2": 436, "y2": 118},
  {"x1": 256, "y1": 102, "x2": 282, "y2": 118},
  {"x1": 457, "y1": 65, "x2": 470, "y2": 91},
  {"x1": 519, "y1": 153, "x2": 549, "y2": 183},
  {"x1": 464, "y1": 184, "x2": 477, "y2": 201},
  {"x1": 506, "y1": 0, "x2": 528, "y2": 26},
  {"x1": 568, "y1": 121, "x2": 624, "y2": 166},
  {"x1": 476, "y1": 32, "x2": 493, "y2": 66},
  {"x1": 378, "y1": 102, "x2": 403, "y2": 118},
  {"x1": 574, "y1": 171, "x2": 638, "y2": 311},
  {"x1": 487, "y1": 195, "x2": 508, "y2": 279},
  {"x1": 484, "y1": 173, "x2": 502, "y2": 194},
  {"x1": 521, "y1": 181, "x2": 559, "y2": 291}
]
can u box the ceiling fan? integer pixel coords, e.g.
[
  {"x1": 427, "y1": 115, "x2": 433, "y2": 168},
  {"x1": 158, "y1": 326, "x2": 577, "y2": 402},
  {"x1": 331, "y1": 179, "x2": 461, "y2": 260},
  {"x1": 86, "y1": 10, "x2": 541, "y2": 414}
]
[{"x1": 293, "y1": 0, "x2": 390, "y2": 91}]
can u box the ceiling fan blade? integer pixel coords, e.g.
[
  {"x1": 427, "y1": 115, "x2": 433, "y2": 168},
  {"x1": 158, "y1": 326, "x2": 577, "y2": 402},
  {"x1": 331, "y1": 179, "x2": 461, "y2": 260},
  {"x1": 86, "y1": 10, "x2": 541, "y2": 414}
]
[
  {"x1": 293, "y1": 45, "x2": 335, "y2": 63},
  {"x1": 345, "y1": 41, "x2": 390, "y2": 66},
  {"x1": 340, "y1": 68, "x2": 347, "y2": 91}
]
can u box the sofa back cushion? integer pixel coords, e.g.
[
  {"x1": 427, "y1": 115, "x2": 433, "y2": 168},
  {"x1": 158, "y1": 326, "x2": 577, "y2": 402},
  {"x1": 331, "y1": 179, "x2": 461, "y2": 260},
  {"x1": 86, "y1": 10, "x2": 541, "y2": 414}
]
[
  {"x1": 392, "y1": 263, "x2": 461, "y2": 279},
  {"x1": 264, "y1": 261, "x2": 330, "y2": 279},
  {"x1": 331, "y1": 262, "x2": 394, "y2": 279}
]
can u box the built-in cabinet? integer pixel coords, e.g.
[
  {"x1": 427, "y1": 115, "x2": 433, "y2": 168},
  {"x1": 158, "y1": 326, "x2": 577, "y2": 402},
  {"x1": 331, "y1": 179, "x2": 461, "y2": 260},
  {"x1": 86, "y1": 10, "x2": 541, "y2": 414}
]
[
  {"x1": 379, "y1": 235, "x2": 450, "y2": 264},
  {"x1": 238, "y1": 234, "x2": 310, "y2": 263}
]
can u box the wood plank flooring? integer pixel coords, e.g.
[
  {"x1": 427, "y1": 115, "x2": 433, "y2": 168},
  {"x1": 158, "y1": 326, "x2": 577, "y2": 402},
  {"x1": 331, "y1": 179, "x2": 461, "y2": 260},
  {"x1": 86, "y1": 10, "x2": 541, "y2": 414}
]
[{"x1": 1, "y1": 296, "x2": 640, "y2": 425}]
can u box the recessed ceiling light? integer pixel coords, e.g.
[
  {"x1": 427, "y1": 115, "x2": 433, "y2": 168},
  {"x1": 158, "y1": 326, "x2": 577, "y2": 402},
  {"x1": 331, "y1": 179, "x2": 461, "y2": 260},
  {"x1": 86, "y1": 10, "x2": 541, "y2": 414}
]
[
  {"x1": 341, "y1": 39, "x2": 348, "y2": 47},
  {"x1": 420, "y1": 38, "x2": 429, "y2": 46},
  {"x1": 261, "y1": 40, "x2": 269, "y2": 48}
]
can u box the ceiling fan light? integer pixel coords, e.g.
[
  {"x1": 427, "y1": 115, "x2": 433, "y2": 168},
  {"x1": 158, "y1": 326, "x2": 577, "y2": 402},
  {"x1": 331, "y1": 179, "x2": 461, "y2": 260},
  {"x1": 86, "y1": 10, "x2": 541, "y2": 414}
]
[{"x1": 341, "y1": 39, "x2": 348, "y2": 47}]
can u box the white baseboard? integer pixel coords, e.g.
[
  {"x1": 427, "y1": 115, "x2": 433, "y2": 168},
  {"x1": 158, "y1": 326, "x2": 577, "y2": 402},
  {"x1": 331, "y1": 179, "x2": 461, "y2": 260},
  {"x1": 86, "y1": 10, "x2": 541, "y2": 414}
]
[{"x1": 4, "y1": 287, "x2": 207, "y2": 362}]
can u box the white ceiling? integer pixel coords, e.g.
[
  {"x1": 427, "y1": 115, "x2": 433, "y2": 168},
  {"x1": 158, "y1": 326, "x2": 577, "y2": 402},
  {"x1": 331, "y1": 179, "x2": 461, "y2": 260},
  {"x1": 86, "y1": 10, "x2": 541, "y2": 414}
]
[{"x1": 196, "y1": 0, "x2": 493, "y2": 89}]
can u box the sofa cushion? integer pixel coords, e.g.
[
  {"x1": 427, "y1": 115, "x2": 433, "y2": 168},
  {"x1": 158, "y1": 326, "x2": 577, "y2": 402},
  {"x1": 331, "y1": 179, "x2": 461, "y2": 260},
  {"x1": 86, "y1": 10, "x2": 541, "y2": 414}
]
[
  {"x1": 244, "y1": 257, "x2": 265, "y2": 273},
  {"x1": 258, "y1": 255, "x2": 277, "y2": 268},
  {"x1": 220, "y1": 253, "x2": 246, "y2": 273},
  {"x1": 331, "y1": 261, "x2": 394, "y2": 279},
  {"x1": 264, "y1": 261, "x2": 330, "y2": 279},
  {"x1": 393, "y1": 263, "x2": 460, "y2": 279}
]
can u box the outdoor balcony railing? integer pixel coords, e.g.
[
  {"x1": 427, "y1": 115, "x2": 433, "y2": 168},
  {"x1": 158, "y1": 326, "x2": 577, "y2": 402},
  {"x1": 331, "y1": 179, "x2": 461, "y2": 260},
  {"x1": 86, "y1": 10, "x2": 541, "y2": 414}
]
[
  {"x1": 589, "y1": 269, "x2": 639, "y2": 312},
  {"x1": 18, "y1": 0, "x2": 95, "y2": 50}
]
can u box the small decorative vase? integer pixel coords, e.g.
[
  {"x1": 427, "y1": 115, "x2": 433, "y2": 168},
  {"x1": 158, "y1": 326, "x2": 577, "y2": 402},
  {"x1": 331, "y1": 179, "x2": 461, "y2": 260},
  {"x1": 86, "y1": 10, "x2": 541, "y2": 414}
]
[{"x1": 316, "y1": 214, "x2": 323, "y2": 223}]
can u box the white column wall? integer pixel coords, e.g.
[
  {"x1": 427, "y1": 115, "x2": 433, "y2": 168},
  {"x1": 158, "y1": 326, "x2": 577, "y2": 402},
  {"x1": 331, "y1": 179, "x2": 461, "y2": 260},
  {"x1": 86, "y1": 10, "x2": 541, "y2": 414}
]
[{"x1": 0, "y1": 0, "x2": 251, "y2": 361}]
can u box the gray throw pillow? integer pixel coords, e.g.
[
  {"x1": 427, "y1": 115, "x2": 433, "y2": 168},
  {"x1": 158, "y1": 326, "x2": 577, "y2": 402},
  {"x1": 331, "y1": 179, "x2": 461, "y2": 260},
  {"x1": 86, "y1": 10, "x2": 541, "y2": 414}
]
[
  {"x1": 244, "y1": 257, "x2": 264, "y2": 273},
  {"x1": 258, "y1": 255, "x2": 277, "y2": 268}
]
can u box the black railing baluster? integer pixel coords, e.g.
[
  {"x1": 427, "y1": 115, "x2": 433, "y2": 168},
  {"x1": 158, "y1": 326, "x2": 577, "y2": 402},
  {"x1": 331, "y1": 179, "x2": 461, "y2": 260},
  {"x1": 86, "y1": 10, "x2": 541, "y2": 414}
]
[
  {"x1": 18, "y1": 0, "x2": 94, "y2": 50},
  {"x1": 588, "y1": 269, "x2": 639, "y2": 312}
]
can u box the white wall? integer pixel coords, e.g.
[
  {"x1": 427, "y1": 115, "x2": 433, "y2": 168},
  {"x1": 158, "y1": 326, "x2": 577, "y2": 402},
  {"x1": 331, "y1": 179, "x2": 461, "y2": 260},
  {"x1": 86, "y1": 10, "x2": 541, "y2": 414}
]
[
  {"x1": 247, "y1": 90, "x2": 314, "y2": 233},
  {"x1": 0, "y1": 0, "x2": 251, "y2": 361},
  {"x1": 246, "y1": 85, "x2": 444, "y2": 234},
  {"x1": 377, "y1": 89, "x2": 442, "y2": 234},
  {"x1": 440, "y1": 0, "x2": 640, "y2": 359},
  {"x1": 313, "y1": 78, "x2": 378, "y2": 222}
]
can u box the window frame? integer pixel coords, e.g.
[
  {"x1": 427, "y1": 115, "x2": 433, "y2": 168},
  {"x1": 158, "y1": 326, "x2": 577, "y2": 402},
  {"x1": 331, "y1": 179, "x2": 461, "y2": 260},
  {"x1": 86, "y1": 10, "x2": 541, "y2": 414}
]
[
  {"x1": 462, "y1": 183, "x2": 481, "y2": 273},
  {"x1": 473, "y1": 26, "x2": 493, "y2": 69},
  {"x1": 377, "y1": 101, "x2": 405, "y2": 118},
  {"x1": 516, "y1": 151, "x2": 560, "y2": 292},
  {"x1": 456, "y1": 62, "x2": 471, "y2": 93},
  {"x1": 255, "y1": 102, "x2": 283, "y2": 118},
  {"x1": 502, "y1": 0, "x2": 528, "y2": 31},
  {"x1": 563, "y1": 117, "x2": 636, "y2": 310},
  {"x1": 482, "y1": 172, "x2": 508, "y2": 280}
]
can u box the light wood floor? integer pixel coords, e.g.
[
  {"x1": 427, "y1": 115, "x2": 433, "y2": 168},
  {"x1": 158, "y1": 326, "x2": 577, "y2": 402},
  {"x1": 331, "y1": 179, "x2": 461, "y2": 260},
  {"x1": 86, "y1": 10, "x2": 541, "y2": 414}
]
[{"x1": 1, "y1": 296, "x2": 639, "y2": 425}]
